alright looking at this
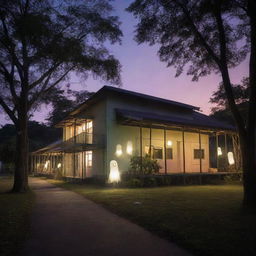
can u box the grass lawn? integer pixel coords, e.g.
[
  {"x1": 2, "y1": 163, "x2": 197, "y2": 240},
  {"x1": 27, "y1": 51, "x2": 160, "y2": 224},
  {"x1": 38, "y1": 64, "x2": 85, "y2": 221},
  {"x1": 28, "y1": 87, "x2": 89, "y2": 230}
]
[
  {"x1": 48, "y1": 179, "x2": 256, "y2": 256},
  {"x1": 0, "y1": 176, "x2": 35, "y2": 256}
]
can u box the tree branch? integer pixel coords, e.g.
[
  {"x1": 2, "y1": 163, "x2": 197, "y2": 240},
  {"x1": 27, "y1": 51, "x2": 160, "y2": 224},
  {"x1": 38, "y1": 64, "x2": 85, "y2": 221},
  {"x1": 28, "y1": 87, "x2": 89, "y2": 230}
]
[
  {"x1": 214, "y1": 1, "x2": 246, "y2": 136},
  {"x1": 29, "y1": 62, "x2": 61, "y2": 90},
  {"x1": 175, "y1": 0, "x2": 221, "y2": 66},
  {"x1": 0, "y1": 96, "x2": 17, "y2": 125},
  {"x1": 28, "y1": 66, "x2": 74, "y2": 109},
  {"x1": 0, "y1": 60, "x2": 18, "y2": 102}
]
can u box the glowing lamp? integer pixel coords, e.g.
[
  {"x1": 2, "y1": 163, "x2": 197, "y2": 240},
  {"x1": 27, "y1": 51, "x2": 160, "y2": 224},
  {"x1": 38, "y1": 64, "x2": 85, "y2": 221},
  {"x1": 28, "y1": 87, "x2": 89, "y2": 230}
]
[
  {"x1": 57, "y1": 163, "x2": 61, "y2": 168},
  {"x1": 44, "y1": 160, "x2": 50, "y2": 168},
  {"x1": 228, "y1": 152, "x2": 235, "y2": 165},
  {"x1": 126, "y1": 141, "x2": 133, "y2": 155},
  {"x1": 115, "y1": 144, "x2": 123, "y2": 157},
  {"x1": 167, "y1": 140, "x2": 173, "y2": 147},
  {"x1": 217, "y1": 147, "x2": 222, "y2": 156},
  {"x1": 109, "y1": 160, "x2": 120, "y2": 183}
]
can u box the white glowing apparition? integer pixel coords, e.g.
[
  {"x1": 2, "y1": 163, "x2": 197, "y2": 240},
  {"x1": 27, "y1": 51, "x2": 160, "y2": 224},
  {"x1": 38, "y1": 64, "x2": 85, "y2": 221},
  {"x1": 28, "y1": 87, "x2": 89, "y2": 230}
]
[{"x1": 109, "y1": 160, "x2": 120, "y2": 183}]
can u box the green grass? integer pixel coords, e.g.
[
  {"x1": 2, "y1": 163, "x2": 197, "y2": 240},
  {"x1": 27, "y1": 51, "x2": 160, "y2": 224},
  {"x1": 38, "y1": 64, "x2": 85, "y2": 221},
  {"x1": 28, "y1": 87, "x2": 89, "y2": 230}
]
[
  {"x1": 48, "y1": 179, "x2": 256, "y2": 256},
  {"x1": 0, "y1": 176, "x2": 35, "y2": 256}
]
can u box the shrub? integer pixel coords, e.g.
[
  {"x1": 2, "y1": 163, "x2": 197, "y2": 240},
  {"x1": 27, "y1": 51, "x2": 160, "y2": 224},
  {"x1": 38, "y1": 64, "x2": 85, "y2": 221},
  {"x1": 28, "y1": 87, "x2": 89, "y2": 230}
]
[
  {"x1": 125, "y1": 178, "x2": 143, "y2": 188},
  {"x1": 129, "y1": 154, "x2": 161, "y2": 175}
]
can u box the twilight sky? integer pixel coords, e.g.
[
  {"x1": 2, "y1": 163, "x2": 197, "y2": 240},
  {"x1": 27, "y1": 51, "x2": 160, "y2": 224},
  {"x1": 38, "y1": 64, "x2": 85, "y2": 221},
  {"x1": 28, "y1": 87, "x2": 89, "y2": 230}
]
[{"x1": 0, "y1": 0, "x2": 249, "y2": 126}]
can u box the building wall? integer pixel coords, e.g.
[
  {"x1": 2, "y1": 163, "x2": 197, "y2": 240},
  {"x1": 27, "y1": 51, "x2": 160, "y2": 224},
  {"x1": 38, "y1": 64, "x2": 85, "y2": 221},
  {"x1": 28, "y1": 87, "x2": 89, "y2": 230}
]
[
  {"x1": 105, "y1": 96, "x2": 210, "y2": 176},
  {"x1": 62, "y1": 100, "x2": 107, "y2": 177}
]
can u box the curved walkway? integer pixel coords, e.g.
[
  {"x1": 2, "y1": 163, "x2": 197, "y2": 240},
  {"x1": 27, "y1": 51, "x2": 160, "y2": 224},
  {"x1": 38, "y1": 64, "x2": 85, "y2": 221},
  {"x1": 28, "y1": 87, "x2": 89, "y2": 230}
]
[{"x1": 23, "y1": 177, "x2": 191, "y2": 256}]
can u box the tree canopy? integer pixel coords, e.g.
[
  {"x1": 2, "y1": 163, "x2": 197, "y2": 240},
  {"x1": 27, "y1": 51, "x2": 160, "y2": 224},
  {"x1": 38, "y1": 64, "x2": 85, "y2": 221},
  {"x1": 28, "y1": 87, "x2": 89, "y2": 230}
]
[
  {"x1": 46, "y1": 89, "x2": 95, "y2": 126},
  {"x1": 0, "y1": 0, "x2": 122, "y2": 124}
]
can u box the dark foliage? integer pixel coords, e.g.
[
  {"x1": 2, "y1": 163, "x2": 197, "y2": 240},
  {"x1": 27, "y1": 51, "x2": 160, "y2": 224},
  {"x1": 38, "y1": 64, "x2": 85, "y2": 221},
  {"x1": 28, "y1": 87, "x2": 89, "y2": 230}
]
[{"x1": 0, "y1": 121, "x2": 60, "y2": 164}]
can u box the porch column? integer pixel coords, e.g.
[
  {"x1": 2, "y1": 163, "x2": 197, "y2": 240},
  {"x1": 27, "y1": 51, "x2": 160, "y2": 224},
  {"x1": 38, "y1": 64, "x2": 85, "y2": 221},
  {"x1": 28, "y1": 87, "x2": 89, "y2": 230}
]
[
  {"x1": 182, "y1": 128, "x2": 186, "y2": 173},
  {"x1": 199, "y1": 130, "x2": 202, "y2": 173},
  {"x1": 149, "y1": 127, "x2": 152, "y2": 158},
  {"x1": 82, "y1": 151, "x2": 85, "y2": 179},
  {"x1": 164, "y1": 128, "x2": 167, "y2": 174},
  {"x1": 73, "y1": 119, "x2": 76, "y2": 177},
  {"x1": 62, "y1": 152, "x2": 65, "y2": 176},
  {"x1": 139, "y1": 126, "x2": 143, "y2": 173},
  {"x1": 224, "y1": 133, "x2": 228, "y2": 169},
  {"x1": 216, "y1": 132, "x2": 219, "y2": 171}
]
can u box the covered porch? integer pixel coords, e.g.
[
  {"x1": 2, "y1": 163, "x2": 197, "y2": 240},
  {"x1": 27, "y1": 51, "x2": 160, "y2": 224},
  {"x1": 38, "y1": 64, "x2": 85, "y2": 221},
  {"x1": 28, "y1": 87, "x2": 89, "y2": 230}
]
[{"x1": 116, "y1": 108, "x2": 241, "y2": 174}]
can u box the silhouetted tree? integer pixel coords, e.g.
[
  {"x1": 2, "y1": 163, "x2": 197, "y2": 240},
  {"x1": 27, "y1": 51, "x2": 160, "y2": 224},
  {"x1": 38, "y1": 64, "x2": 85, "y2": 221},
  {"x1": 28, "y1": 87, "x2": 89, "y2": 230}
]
[
  {"x1": 0, "y1": 0, "x2": 122, "y2": 192},
  {"x1": 210, "y1": 78, "x2": 249, "y2": 125},
  {"x1": 210, "y1": 77, "x2": 249, "y2": 112},
  {"x1": 46, "y1": 89, "x2": 95, "y2": 126},
  {"x1": 128, "y1": 0, "x2": 256, "y2": 208},
  {"x1": 0, "y1": 121, "x2": 61, "y2": 168}
]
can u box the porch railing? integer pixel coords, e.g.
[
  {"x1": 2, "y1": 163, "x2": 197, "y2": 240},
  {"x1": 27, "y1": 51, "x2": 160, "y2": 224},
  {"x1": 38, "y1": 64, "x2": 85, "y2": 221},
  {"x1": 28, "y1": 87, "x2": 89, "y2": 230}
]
[{"x1": 64, "y1": 132, "x2": 104, "y2": 146}]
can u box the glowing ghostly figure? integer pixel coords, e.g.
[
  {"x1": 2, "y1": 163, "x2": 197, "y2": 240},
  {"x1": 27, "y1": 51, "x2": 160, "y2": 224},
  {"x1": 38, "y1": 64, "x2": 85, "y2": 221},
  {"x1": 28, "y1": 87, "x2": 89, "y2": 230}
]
[
  {"x1": 228, "y1": 152, "x2": 235, "y2": 165},
  {"x1": 126, "y1": 141, "x2": 133, "y2": 155},
  {"x1": 109, "y1": 160, "x2": 120, "y2": 183},
  {"x1": 57, "y1": 163, "x2": 61, "y2": 168},
  {"x1": 115, "y1": 144, "x2": 123, "y2": 157},
  {"x1": 167, "y1": 140, "x2": 173, "y2": 147},
  {"x1": 217, "y1": 147, "x2": 222, "y2": 156}
]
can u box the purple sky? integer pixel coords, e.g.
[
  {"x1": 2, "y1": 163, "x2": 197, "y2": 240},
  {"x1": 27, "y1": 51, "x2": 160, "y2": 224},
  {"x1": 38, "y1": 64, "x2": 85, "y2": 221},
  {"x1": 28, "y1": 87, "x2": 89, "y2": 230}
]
[{"x1": 0, "y1": 0, "x2": 249, "y2": 126}]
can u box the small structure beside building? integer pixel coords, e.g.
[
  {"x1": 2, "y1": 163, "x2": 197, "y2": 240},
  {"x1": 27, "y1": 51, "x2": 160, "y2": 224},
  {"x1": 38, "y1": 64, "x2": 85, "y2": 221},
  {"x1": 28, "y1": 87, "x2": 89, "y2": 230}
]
[{"x1": 31, "y1": 86, "x2": 240, "y2": 182}]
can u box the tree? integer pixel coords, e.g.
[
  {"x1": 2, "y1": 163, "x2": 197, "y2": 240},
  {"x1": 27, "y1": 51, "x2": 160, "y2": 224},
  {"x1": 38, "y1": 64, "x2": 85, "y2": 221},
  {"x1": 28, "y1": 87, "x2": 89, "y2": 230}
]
[
  {"x1": 127, "y1": 0, "x2": 256, "y2": 208},
  {"x1": 0, "y1": 121, "x2": 61, "y2": 171},
  {"x1": 210, "y1": 77, "x2": 249, "y2": 112},
  {"x1": 0, "y1": 0, "x2": 122, "y2": 192},
  {"x1": 210, "y1": 78, "x2": 249, "y2": 125},
  {"x1": 46, "y1": 88, "x2": 95, "y2": 126}
]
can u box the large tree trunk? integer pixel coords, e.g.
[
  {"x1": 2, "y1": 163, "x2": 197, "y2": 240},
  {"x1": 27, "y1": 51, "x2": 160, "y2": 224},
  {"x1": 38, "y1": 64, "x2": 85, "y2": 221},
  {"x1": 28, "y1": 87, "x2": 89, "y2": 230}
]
[
  {"x1": 242, "y1": 0, "x2": 256, "y2": 209},
  {"x1": 240, "y1": 133, "x2": 256, "y2": 208},
  {"x1": 12, "y1": 110, "x2": 29, "y2": 192}
]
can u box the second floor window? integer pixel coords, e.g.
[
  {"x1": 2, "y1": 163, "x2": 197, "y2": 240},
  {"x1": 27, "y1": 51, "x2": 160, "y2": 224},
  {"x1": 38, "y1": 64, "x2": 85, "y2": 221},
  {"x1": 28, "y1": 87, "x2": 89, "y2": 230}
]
[{"x1": 82, "y1": 120, "x2": 93, "y2": 134}]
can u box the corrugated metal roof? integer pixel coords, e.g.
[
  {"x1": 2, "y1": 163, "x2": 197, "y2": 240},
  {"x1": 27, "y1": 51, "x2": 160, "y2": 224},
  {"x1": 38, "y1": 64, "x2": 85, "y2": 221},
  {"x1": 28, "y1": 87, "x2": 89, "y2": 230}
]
[{"x1": 116, "y1": 108, "x2": 236, "y2": 131}]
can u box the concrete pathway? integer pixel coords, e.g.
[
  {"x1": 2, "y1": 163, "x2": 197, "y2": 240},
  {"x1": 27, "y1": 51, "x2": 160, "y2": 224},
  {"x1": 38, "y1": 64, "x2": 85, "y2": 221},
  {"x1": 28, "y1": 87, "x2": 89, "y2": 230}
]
[{"x1": 23, "y1": 177, "x2": 190, "y2": 256}]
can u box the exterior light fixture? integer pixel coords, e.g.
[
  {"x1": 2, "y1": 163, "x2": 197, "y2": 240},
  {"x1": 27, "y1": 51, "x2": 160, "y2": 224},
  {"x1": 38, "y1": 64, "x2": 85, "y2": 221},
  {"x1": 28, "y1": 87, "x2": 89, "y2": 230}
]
[
  {"x1": 115, "y1": 144, "x2": 123, "y2": 157},
  {"x1": 44, "y1": 160, "x2": 50, "y2": 169},
  {"x1": 126, "y1": 141, "x2": 133, "y2": 155},
  {"x1": 109, "y1": 160, "x2": 120, "y2": 183},
  {"x1": 167, "y1": 140, "x2": 173, "y2": 147},
  {"x1": 217, "y1": 147, "x2": 222, "y2": 156},
  {"x1": 57, "y1": 163, "x2": 61, "y2": 168},
  {"x1": 228, "y1": 152, "x2": 235, "y2": 165}
]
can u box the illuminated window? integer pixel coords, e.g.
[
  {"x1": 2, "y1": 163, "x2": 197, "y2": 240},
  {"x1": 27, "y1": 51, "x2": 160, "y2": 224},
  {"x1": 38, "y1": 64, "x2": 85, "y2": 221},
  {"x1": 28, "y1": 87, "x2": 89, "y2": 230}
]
[
  {"x1": 82, "y1": 120, "x2": 93, "y2": 133},
  {"x1": 86, "y1": 151, "x2": 92, "y2": 167},
  {"x1": 194, "y1": 149, "x2": 204, "y2": 159}
]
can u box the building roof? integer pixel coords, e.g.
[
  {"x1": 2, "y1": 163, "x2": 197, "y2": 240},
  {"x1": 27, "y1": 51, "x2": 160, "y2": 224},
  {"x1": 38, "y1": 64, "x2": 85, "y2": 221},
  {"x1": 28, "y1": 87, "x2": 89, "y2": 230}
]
[
  {"x1": 31, "y1": 140, "x2": 63, "y2": 154},
  {"x1": 55, "y1": 85, "x2": 236, "y2": 132},
  {"x1": 55, "y1": 86, "x2": 199, "y2": 127},
  {"x1": 116, "y1": 108, "x2": 236, "y2": 131}
]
